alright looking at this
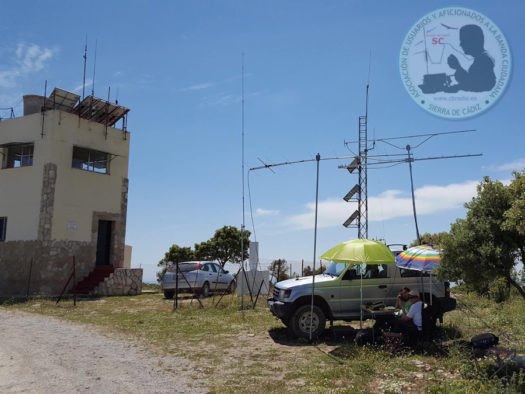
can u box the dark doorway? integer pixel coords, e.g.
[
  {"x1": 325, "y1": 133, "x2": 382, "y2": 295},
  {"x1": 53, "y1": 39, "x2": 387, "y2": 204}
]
[{"x1": 96, "y1": 220, "x2": 113, "y2": 266}]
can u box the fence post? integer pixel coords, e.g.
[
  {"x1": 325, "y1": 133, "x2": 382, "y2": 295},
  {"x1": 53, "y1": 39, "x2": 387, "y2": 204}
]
[
  {"x1": 26, "y1": 257, "x2": 33, "y2": 298},
  {"x1": 73, "y1": 256, "x2": 76, "y2": 307}
]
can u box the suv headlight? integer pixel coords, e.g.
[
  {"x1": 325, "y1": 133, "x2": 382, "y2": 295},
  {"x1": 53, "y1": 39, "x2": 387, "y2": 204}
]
[{"x1": 279, "y1": 289, "x2": 292, "y2": 300}]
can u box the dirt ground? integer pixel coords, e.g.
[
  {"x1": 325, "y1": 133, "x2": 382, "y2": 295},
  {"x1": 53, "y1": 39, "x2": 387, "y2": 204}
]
[{"x1": 0, "y1": 310, "x2": 205, "y2": 394}]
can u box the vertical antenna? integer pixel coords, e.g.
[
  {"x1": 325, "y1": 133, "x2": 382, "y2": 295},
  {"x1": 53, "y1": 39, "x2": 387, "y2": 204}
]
[
  {"x1": 240, "y1": 52, "x2": 246, "y2": 312},
  {"x1": 82, "y1": 36, "x2": 87, "y2": 100},
  {"x1": 366, "y1": 51, "x2": 371, "y2": 117},
  {"x1": 91, "y1": 39, "x2": 98, "y2": 97}
]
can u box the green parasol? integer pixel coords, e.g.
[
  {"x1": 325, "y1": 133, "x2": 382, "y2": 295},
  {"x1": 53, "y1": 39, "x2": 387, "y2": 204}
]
[{"x1": 320, "y1": 238, "x2": 395, "y2": 265}]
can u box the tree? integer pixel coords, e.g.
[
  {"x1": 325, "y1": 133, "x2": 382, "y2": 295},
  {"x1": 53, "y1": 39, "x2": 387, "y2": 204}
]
[
  {"x1": 438, "y1": 176, "x2": 525, "y2": 299},
  {"x1": 409, "y1": 232, "x2": 448, "y2": 247},
  {"x1": 269, "y1": 259, "x2": 289, "y2": 282},
  {"x1": 196, "y1": 226, "x2": 250, "y2": 268},
  {"x1": 194, "y1": 240, "x2": 215, "y2": 261},
  {"x1": 156, "y1": 244, "x2": 194, "y2": 282},
  {"x1": 504, "y1": 170, "x2": 525, "y2": 236}
]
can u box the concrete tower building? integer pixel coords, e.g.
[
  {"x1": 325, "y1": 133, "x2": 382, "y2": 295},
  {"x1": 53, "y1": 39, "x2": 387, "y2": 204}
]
[{"x1": 0, "y1": 88, "x2": 142, "y2": 296}]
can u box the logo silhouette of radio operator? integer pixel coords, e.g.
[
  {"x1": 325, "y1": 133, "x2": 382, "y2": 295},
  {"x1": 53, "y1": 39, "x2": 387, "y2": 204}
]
[
  {"x1": 446, "y1": 24, "x2": 496, "y2": 92},
  {"x1": 419, "y1": 24, "x2": 496, "y2": 94}
]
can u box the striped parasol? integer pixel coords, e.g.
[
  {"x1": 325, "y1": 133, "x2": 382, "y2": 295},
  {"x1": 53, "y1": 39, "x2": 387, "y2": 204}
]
[{"x1": 395, "y1": 244, "x2": 441, "y2": 272}]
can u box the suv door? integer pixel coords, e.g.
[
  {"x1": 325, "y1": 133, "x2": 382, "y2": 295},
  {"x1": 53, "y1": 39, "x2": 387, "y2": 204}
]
[{"x1": 338, "y1": 264, "x2": 392, "y2": 318}]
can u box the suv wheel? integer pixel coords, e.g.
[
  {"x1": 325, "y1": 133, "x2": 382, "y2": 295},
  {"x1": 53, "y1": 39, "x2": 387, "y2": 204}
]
[
  {"x1": 163, "y1": 290, "x2": 175, "y2": 299},
  {"x1": 291, "y1": 305, "x2": 326, "y2": 339},
  {"x1": 201, "y1": 282, "x2": 210, "y2": 298}
]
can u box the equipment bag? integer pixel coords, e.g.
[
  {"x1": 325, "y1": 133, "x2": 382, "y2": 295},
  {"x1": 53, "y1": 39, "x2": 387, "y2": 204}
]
[{"x1": 471, "y1": 333, "x2": 499, "y2": 349}]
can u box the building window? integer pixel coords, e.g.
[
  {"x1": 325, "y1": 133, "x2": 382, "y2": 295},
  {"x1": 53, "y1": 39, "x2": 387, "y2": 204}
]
[
  {"x1": 1, "y1": 143, "x2": 34, "y2": 168},
  {"x1": 72, "y1": 146, "x2": 109, "y2": 174},
  {"x1": 0, "y1": 217, "x2": 6, "y2": 242}
]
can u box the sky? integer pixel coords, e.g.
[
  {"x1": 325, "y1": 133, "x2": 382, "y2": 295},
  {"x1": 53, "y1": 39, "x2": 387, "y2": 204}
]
[{"x1": 1, "y1": 1, "x2": 523, "y2": 282}]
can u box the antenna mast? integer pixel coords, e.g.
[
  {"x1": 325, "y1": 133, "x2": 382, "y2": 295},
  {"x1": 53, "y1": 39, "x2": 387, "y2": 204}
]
[
  {"x1": 91, "y1": 39, "x2": 97, "y2": 97},
  {"x1": 82, "y1": 37, "x2": 87, "y2": 100},
  {"x1": 240, "y1": 52, "x2": 246, "y2": 312}
]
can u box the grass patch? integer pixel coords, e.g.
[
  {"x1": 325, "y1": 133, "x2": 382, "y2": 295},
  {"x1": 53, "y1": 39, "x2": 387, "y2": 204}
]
[{"x1": 2, "y1": 291, "x2": 524, "y2": 393}]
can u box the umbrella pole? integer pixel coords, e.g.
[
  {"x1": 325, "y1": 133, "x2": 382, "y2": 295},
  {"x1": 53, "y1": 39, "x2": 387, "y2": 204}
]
[
  {"x1": 360, "y1": 271, "x2": 363, "y2": 329},
  {"x1": 430, "y1": 273, "x2": 432, "y2": 306}
]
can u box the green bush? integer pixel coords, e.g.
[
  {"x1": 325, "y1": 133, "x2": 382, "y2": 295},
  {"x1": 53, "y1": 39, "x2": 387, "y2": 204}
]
[{"x1": 488, "y1": 277, "x2": 509, "y2": 303}]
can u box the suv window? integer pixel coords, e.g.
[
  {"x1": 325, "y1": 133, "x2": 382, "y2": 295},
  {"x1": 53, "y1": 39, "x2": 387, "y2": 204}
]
[
  {"x1": 364, "y1": 264, "x2": 388, "y2": 279},
  {"x1": 399, "y1": 268, "x2": 420, "y2": 277},
  {"x1": 325, "y1": 262, "x2": 347, "y2": 277},
  {"x1": 343, "y1": 264, "x2": 388, "y2": 280}
]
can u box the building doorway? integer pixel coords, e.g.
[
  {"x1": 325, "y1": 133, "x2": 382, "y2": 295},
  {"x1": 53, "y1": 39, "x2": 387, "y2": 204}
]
[{"x1": 96, "y1": 220, "x2": 113, "y2": 266}]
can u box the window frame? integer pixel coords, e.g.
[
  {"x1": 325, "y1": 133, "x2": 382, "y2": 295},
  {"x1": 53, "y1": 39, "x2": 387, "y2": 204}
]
[
  {"x1": 72, "y1": 146, "x2": 110, "y2": 174},
  {"x1": 1, "y1": 143, "x2": 34, "y2": 169}
]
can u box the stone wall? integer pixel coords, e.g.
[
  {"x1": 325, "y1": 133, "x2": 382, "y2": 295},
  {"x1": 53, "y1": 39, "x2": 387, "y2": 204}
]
[
  {"x1": 93, "y1": 268, "x2": 143, "y2": 296},
  {"x1": 38, "y1": 163, "x2": 57, "y2": 241},
  {"x1": 0, "y1": 240, "x2": 95, "y2": 296}
]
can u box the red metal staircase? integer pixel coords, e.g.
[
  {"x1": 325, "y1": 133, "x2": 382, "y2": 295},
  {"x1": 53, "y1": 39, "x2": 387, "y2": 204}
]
[{"x1": 69, "y1": 266, "x2": 114, "y2": 295}]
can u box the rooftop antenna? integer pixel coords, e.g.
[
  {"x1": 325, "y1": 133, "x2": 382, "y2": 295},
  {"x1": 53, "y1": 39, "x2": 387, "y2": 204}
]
[
  {"x1": 91, "y1": 39, "x2": 97, "y2": 97},
  {"x1": 82, "y1": 36, "x2": 87, "y2": 100}
]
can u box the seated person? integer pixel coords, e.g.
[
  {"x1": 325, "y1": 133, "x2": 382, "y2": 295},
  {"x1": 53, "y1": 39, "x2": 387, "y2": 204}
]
[
  {"x1": 373, "y1": 287, "x2": 410, "y2": 334},
  {"x1": 395, "y1": 287, "x2": 411, "y2": 316},
  {"x1": 390, "y1": 290, "x2": 423, "y2": 338}
]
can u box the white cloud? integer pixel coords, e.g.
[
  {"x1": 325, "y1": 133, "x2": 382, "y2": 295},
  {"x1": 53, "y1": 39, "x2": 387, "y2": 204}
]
[
  {"x1": 0, "y1": 43, "x2": 55, "y2": 88},
  {"x1": 16, "y1": 43, "x2": 53, "y2": 73},
  {"x1": 73, "y1": 78, "x2": 93, "y2": 92},
  {"x1": 179, "y1": 82, "x2": 215, "y2": 92},
  {"x1": 486, "y1": 159, "x2": 525, "y2": 173},
  {"x1": 256, "y1": 208, "x2": 279, "y2": 216},
  {"x1": 285, "y1": 180, "x2": 479, "y2": 230}
]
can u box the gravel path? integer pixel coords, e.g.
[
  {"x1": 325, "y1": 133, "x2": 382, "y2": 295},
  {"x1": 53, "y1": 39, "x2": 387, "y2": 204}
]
[{"x1": 0, "y1": 310, "x2": 205, "y2": 393}]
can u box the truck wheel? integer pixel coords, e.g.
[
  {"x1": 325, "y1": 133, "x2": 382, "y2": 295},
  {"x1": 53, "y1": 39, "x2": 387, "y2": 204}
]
[
  {"x1": 291, "y1": 305, "x2": 326, "y2": 339},
  {"x1": 164, "y1": 290, "x2": 175, "y2": 299}
]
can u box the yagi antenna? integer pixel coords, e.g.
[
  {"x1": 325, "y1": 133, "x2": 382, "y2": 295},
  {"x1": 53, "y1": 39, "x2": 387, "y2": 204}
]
[{"x1": 257, "y1": 157, "x2": 275, "y2": 173}]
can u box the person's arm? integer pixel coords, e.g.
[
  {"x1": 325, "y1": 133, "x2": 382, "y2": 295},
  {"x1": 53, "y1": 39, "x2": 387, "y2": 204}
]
[{"x1": 401, "y1": 305, "x2": 411, "y2": 321}]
